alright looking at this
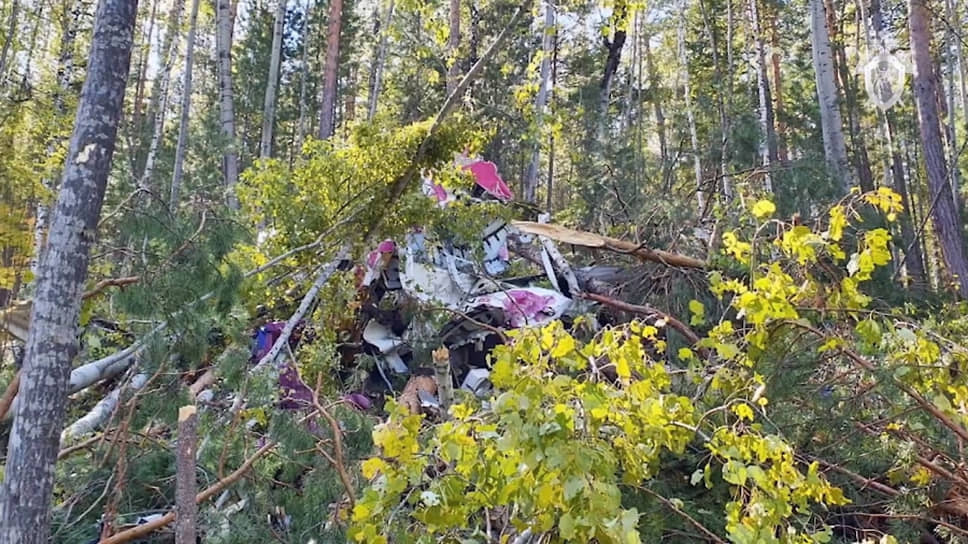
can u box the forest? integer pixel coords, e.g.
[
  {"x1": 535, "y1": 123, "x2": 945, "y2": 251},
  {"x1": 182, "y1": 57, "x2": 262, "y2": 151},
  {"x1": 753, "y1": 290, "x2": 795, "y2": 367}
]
[{"x1": 2, "y1": 0, "x2": 968, "y2": 541}]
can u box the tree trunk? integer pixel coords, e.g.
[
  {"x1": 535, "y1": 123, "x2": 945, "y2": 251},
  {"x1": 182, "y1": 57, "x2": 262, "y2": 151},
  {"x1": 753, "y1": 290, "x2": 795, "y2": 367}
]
[
  {"x1": 215, "y1": 0, "x2": 239, "y2": 206},
  {"x1": 643, "y1": 29, "x2": 666, "y2": 165},
  {"x1": 826, "y1": 0, "x2": 874, "y2": 192},
  {"x1": 260, "y1": 0, "x2": 287, "y2": 159},
  {"x1": 0, "y1": 2, "x2": 137, "y2": 541},
  {"x1": 318, "y1": 0, "x2": 343, "y2": 139},
  {"x1": 446, "y1": 0, "x2": 460, "y2": 94},
  {"x1": 944, "y1": 0, "x2": 960, "y2": 209},
  {"x1": 31, "y1": 0, "x2": 81, "y2": 284},
  {"x1": 0, "y1": 0, "x2": 19, "y2": 82},
  {"x1": 769, "y1": 14, "x2": 787, "y2": 162},
  {"x1": 599, "y1": 1, "x2": 627, "y2": 139},
  {"x1": 750, "y1": 0, "x2": 778, "y2": 191},
  {"x1": 130, "y1": 0, "x2": 160, "y2": 161},
  {"x1": 678, "y1": 7, "x2": 705, "y2": 212},
  {"x1": 170, "y1": 0, "x2": 202, "y2": 210},
  {"x1": 909, "y1": 0, "x2": 968, "y2": 296},
  {"x1": 886, "y1": 111, "x2": 928, "y2": 285},
  {"x1": 547, "y1": 22, "x2": 558, "y2": 211},
  {"x1": 296, "y1": 0, "x2": 314, "y2": 148},
  {"x1": 698, "y1": 0, "x2": 732, "y2": 198},
  {"x1": 175, "y1": 405, "x2": 198, "y2": 544},
  {"x1": 139, "y1": 0, "x2": 185, "y2": 192},
  {"x1": 522, "y1": 0, "x2": 554, "y2": 204},
  {"x1": 367, "y1": 0, "x2": 394, "y2": 120},
  {"x1": 809, "y1": 0, "x2": 849, "y2": 192}
]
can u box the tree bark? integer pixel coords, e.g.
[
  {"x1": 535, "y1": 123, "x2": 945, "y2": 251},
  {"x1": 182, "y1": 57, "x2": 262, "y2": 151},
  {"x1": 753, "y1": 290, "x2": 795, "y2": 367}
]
[
  {"x1": 318, "y1": 0, "x2": 344, "y2": 139},
  {"x1": 260, "y1": 0, "x2": 287, "y2": 159},
  {"x1": 215, "y1": 0, "x2": 239, "y2": 206},
  {"x1": 599, "y1": 0, "x2": 627, "y2": 139},
  {"x1": 750, "y1": 0, "x2": 778, "y2": 191},
  {"x1": 367, "y1": 0, "x2": 394, "y2": 120},
  {"x1": 886, "y1": 111, "x2": 928, "y2": 285},
  {"x1": 809, "y1": 0, "x2": 850, "y2": 192},
  {"x1": 175, "y1": 405, "x2": 199, "y2": 544},
  {"x1": 0, "y1": 0, "x2": 19, "y2": 81},
  {"x1": 296, "y1": 0, "x2": 314, "y2": 147},
  {"x1": 139, "y1": 0, "x2": 185, "y2": 192},
  {"x1": 522, "y1": 0, "x2": 554, "y2": 204},
  {"x1": 446, "y1": 0, "x2": 460, "y2": 94},
  {"x1": 677, "y1": 7, "x2": 705, "y2": 211},
  {"x1": 643, "y1": 28, "x2": 667, "y2": 165},
  {"x1": 170, "y1": 0, "x2": 202, "y2": 210},
  {"x1": 0, "y1": 1, "x2": 138, "y2": 541},
  {"x1": 909, "y1": 0, "x2": 968, "y2": 296},
  {"x1": 31, "y1": 0, "x2": 81, "y2": 284}
]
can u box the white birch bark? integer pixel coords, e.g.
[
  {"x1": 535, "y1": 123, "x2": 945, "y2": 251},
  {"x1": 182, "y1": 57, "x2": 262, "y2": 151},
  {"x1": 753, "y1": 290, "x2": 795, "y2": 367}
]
[
  {"x1": 809, "y1": 0, "x2": 850, "y2": 192},
  {"x1": 522, "y1": 0, "x2": 555, "y2": 204},
  {"x1": 215, "y1": 0, "x2": 239, "y2": 205},
  {"x1": 170, "y1": 0, "x2": 202, "y2": 210},
  {"x1": 260, "y1": 0, "x2": 287, "y2": 159},
  {"x1": 367, "y1": 0, "x2": 394, "y2": 120},
  {"x1": 678, "y1": 7, "x2": 705, "y2": 213}
]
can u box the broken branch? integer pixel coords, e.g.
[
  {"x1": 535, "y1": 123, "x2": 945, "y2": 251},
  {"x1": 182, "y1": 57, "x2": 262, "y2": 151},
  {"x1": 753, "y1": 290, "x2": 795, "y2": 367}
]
[{"x1": 512, "y1": 221, "x2": 706, "y2": 269}]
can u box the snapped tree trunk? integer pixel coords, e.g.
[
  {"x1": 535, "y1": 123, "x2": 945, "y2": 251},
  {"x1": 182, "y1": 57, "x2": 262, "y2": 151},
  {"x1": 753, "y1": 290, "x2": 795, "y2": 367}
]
[
  {"x1": 175, "y1": 405, "x2": 199, "y2": 544},
  {"x1": 909, "y1": 0, "x2": 968, "y2": 296},
  {"x1": 0, "y1": 1, "x2": 138, "y2": 541},
  {"x1": 170, "y1": 0, "x2": 202, "y2": 210},
  {"x1": 260, "y1": 0, "x2": 287, "y2": 159},
  {"x1": 522, "y1": 0, "x2": 555, "y2": 204},
  {"x1": 318, "y1": 0, "x2": 344, "y2": 139},
  {"x1": 809, "y1": 0, "x2": 850, "y2": 192}
]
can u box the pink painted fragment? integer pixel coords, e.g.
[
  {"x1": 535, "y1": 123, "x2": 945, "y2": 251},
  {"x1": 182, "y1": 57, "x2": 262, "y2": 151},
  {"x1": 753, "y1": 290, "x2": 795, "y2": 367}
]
[
  {"x1": 463, "y1": 160, "x2": 513, "y2": 201},
  {"x1": 502, "y1": 289, "x2": 554, "y2": 326}
]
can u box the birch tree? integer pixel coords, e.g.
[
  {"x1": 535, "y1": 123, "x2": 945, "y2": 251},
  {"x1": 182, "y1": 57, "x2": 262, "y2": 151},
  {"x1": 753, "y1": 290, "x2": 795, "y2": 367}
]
[
  {"x1": 215, "y1": 0, "x2": 239, "y2": 203},
  {"x1": 909, "y1": 0, "x2": 968, "y2": 296},
  {"x1": 367, "y1": 0, "x2": 394, "y2": 120},
  {"x1": 260, "y1": 0, "x2": 287, "y2": 159},
  {"x1": 522, "y1": 0, "x2": 554, "y2": 204},
  {"x1": 170, "y1": 0, "x2": 202, "y2": 210},
  {"x1": 809, "y1": 0, "x2": 849, "y2": 192},
  {"x1": 0, "y1": 1, "x2": 138, "y2": 541}
]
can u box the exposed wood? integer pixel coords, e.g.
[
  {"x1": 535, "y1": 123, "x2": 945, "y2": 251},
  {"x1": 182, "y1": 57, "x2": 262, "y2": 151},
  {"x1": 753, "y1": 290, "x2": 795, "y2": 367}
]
[
  {"x1": 512, "y1": 221, "x2": 706, "y2": 269},
  {"x1": 97, "y1": 441, "x2": 276, "y2": 544},
  {"x1": 174, "y1": 405, "x2": 198, "y2": 544},
  {"x1": 432, "y1": 346, "x2": 453, "y2": 415}
]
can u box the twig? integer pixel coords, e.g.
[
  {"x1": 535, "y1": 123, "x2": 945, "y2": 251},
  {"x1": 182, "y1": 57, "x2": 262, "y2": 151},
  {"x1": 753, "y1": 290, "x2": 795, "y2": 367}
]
[
  {"x1": 581, "y1": 292, "x2": 707, "y2": 353},
  {"x1": 311, "y1": 374, "x2": 356, "y2": 507},
  {"x1": 636, "y1": 485, "x2": 727, "y2": 543},
  {"x1": 97, "y1": 441, "x2": 276, "y2": 544}
]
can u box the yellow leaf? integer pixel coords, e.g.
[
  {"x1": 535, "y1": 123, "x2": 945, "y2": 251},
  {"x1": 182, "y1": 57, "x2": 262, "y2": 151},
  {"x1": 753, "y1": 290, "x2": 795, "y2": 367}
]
[{"x1": 752, "y1": 199, "x2": 776, "y2": 219}]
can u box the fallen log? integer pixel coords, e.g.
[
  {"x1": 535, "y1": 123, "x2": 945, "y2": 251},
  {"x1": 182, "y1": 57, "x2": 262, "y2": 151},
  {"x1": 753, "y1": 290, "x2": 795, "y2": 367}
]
[{"x1": 512, "y1": 221, "x2": 706, "y2": 270}]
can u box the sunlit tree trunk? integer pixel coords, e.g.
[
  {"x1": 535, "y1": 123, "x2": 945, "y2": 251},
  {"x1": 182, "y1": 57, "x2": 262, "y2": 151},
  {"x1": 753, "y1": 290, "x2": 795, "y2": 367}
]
[
  {"x1": 215, "y1": 0, "x2": 239, "y2": 205},
  {"x1": 260, "y1": 0, "x2": 287, "y2": 159},
  {"x1": 318, "y1": 0, "x2": 343, "y2": 139},
  {"x1": 769, "y1": 10, "x2": 787, "y2": 162},
  {"x1": 944, "y1": 0, "x2": 960, "y2": 209},
  {"x1": 139, "y1": 0, "x2": 185, "y2": 192},
  {"x1": 910, "y1": 0, "x2": 968, "y2": 296},
  {"x1": 170, "y1": 0, "x2": 202, "y2": 210},
  {"x1": 130, "y1": 0, "x2": 160, "y2": 159},
  {"x1": 523, "y1": 0, "x2": 554, "y2": 204},
  {"x1": 0, "y1": 2, "x2": 137, "y2": 541},
  {"x1": 698, "y1": 0, "x2": 732, "y2": 199},
  {"x1": 809, "y1": 0, "x2": 849, "y2": 192}
]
